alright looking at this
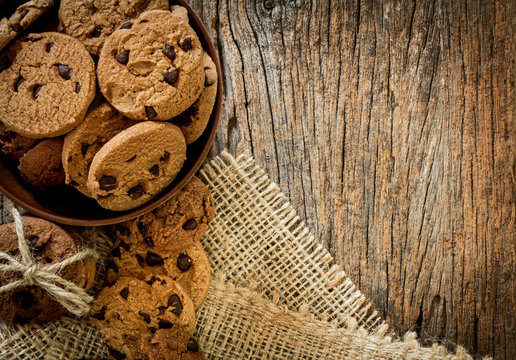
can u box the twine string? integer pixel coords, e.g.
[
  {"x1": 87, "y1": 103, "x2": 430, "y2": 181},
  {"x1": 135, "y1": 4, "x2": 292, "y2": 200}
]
[{"x1": 0, "y1": 198, "x2": 98, "y2": 317}]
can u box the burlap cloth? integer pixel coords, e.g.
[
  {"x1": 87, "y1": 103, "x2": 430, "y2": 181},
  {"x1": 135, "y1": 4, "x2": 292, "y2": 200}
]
[{"x1": 0, "y1": 152, "x2": 480, "y2": 359}]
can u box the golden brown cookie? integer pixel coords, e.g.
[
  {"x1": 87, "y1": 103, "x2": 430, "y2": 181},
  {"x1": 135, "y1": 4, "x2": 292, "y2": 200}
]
[
  {"x1": 0, "y1": 123, "x2": 38, "y2": 159},
  {"x1": 107, "y1": 240, "x2": 210, "y2": 310},
  {"x1": 0, "y1": 32, "x2": 96, "y2": 138},
  {"x1": 18, "y1": 137, "x2": 65, "y2": 190},
  {"x1": 139, "y1": 329, "x2": 205, "y2": 360},
  {"x1": 63, "y1": 103, "x2": 137, "y2": 197},
  {"x1": 0, "y1": 17, "x2": 17, "y2": 52},
  {"x1": 114, "y1": 176, "x2": 215, "y2": 251},
  {"x1": 97, "y1": 10, "x2": 204, "y2": 121},
  {"x1": 90, "y1": 275, "x2": 195, "y2": 360},
  {"x1": 86, "y1": 121, "x2": 186, "y2": 211},
  {"x1": 58, "y1": 0, "x2": 168, "y2": 56},
  {"x1": 0, "y1": 217, "x2": 96, "y2": 324},
  {"x1": 171, "y1": 52, "x2": 218, "y2": 144}
]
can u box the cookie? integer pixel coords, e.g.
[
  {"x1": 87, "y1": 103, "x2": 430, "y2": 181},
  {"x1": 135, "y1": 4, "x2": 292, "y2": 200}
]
[
  {"x1": 0, "y1": 123, "x2": 38, "y2": 159},
  {"x1": 114, "y1": 176, "x2": 215, "y2": 250},
  {"x1": 90, "y1": 275, "x2": 195, "y2": 360},
  {"x1": 18, "y1": 137, "x2": 65, "y2": 190},
  {"x1": 97, "y1": 10, "x2": 204, "y2": 121},
  {"x1": 0, "y1": 17, "x2": 17, "y2": 52},
  {"x1": 139, "y1": 329, "x2": 205, "y2": 360},
  {"x1": 86, "y1": 121, "x2": 186, "y2": 211},
  {"x1": 0, "y1": 32, "x2": 96, "y2": 138},
  {"x1": 0, "y1": 216, "x2": 96, "y2": 324},
  {"x1": 171, "y1": 52, "x2": 218, "y2": 144},
  {"x1": 107, "y1": 240, "x2": 210, "y2": 310},
  {"x1": 169, "y1": 5, "x2": 189, "y2": 23},
  {"x1": 58, "y1": 0, "x2": 168, "y2": 56},
  {"x1": 63, "y1": 103, "x2": 137, "y2": 197}
]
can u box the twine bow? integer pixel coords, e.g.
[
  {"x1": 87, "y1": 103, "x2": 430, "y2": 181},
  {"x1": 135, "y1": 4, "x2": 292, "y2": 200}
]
[{"x1": 0, "y1": 198, "x2": 99, "y2": 317}]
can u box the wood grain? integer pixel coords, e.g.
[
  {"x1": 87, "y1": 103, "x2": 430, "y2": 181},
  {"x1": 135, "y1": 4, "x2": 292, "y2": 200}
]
[{"x1": 188, "y1": 0, "x2": 515, "y2": 358}]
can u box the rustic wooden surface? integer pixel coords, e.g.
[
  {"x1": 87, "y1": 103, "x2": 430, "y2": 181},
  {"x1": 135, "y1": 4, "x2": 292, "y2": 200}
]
[{"x1": 189, "y1": 0, "x2": 515, "y2": 358}]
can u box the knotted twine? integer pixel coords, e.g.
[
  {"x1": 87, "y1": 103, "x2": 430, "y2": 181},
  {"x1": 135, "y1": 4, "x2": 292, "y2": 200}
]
[{"x1": 0, "y1": 198, "x2": 98, "y2": 317}]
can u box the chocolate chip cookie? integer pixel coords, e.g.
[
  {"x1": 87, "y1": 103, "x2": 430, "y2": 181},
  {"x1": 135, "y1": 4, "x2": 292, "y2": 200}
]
[
  {"x1": 114, "y1": 176, "x2": 215, "y2": 250},
  {"x1": 107, "y1": 240, "x2": 210, "y2": 310},
  {"x1": 0, "y1": 32, "x2": 96, "y2": 138},
  {"x1": 63, "y1": 103, "x2": 137, "y2": 197},
  {"x1": 139, "y1": 329, "x2": 205, "y2": 360},
  {"x1": 0, "y1": 123, "x2": 38, "y2": 159},
  {"x1": 18, "y1": 137, "x2": 65, "y2": 190},
  {"x1": 171, "y1": 52, "x2": 218, "y2": 144},
  {"x1": 58, "y1": 0, "x2": 168, "y2": 56},
  {"x1": 90, "y1": 275, "x2": 195, "y2": 360},
  {"x1": 86, "y1": 121, "x2": 186, "y2": 211},
  {"x1": 0, "y1": 216, "x2": 96, "y2": 324},
  {"x1": 97, "y1": 10, "x2": 204, "y2": 121}
]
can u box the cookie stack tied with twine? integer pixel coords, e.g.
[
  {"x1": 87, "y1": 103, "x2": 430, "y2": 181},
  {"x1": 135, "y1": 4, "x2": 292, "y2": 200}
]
[
  {"x1": 90, "y1": 176, "x2": 214, "y2": 360},
  {"x1": 0, "y1": 198, "x2": 98, "y2": 324}
]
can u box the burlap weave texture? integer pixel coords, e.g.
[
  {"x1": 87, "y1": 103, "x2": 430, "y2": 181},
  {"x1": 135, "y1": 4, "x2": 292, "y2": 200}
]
[{"x1": 0, "y1": 152, "x2": 479, "y2": 359}]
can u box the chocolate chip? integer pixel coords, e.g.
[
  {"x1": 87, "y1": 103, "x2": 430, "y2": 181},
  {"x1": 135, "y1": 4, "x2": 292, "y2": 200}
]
[
  {"x1": 178, "y1": 37, "x2": 192, "y2": 51},
  {"x1": 11, "y1": 22, "x2": 22, "y2": 33},
  {"x1": 160, "y1": 151, "x2": 170, "y2": 161},
  {"x1": 128, "y1": 184, "x2": 143, "y2": 199},
  {"x1": 91, "y1": 306, "x2": 106, "y2": 320},
  {"x1": 137, "y1": 222, "x2": 147, "y2": 237},
  {"x1": 168, "y1": 294, "x2": 183, "y2": 316},
  {"x1": 75, "y1": 82, "x2": 81, "y2": 93},
  {"x1": 144, "y1": 236, "x2": 155, "y2": 248},
  {"x1": 145, "y1": 106, "x2": 157, "y2": 121},
  {"x1": 28, "y1": 235, "x2": 45, "y2": 253},
  {"x1": 172, "y1": 105, "x2": 198, "y2": 127},
  {"x1": 138, "y1": 311, "x2": 150, "y2": 323},
  {"x1": 106, "y1": 259, "x2": 119, "y2": 273},
  {"x1": 14, "y1": 76, "x2": 25, "y2": 92},
  {"x1": 135, "y1": 254, "x2": 145, "y2": 267},
  {"x1": 56, "y1": 64, "x2": 72, "y2": 80},
  {"x1": 114, "y1": 50, "x2": 129, "y2": 65},
  {"x1": 45, "y1": 42, "x2": 54, "y2": 53},
  {"x1": 99, "y1": 175, "x2": 117, "y2": 191},
  {"x1": 163, "y1": 69, "x2": 179, "y2": 86},
  {"x1": 19, "y1": 10, "x2": 29, "y2": 20},
  {"x1": 149, "y1": 327, "x2": 157, "y2": 334},
  {"x1": 182, "y1": 219, "x2": 197, "y2": 230},
  {"x1": 146, "y1": 276, "x2": 158, "y2": 285},
  {"x1": 32, "y1": 85, "x2": 42, "y2": 99},
  {"x1": 158, "y1": 319, "x2": 173, "y2": 329},
  {"x1": 111, "y1": 246, "x2": 121, "y2": 258},
  {"x1": 81, "y1": 142, "x2": 89, "y2": 156},
  {"x1": 158, "y1": 306, "x2": 167, "y2": 315},
  {"x1": 205, "y1": 74, "x2": 216, "y2": 87},
  {"x1": 107, "y1": 346, "x2": 126, "y2": 360},
  {"x1": 120, "y1": 241, "x2": 131, "y2": 251},
  {"x1": 162, "y1": 44, "x2": 176, "y2": 61},
  {"x1": 146, "y1": 252, "x2": 163, "y2": 266},
  {"x1": 117, "y1": 226, "x2": 130, "y2": 237},
  {"x1": 177, "y1": 253, "x2": 192, "y2": 272},
  {"x1": 119, "y1": 286, "x2": 129, "y2": 299},
  {"x1": 149, "y1": 164, "x2": 159, "y2": 177},
  {"x1": 14, "y1": 291, "x2": 34, "y2": 309},
  {"x1": 120, "y1": 22, "x2": 133, "y2": 29},
  {"x1": 187, "y1": 338, "x2": 199, "y2": 352},
  {"x1": 125, "y1": 155, "x2": 136, "y2": 162},
  {"x1": 23, "y1": 36, "x2": 42, "y2": 42},
  {"x1": 0, "y1": 55, "x2": 11, "y2": 73},
  {"x1": 90, "y1": 27, "x2": 102, "y2": 38}
]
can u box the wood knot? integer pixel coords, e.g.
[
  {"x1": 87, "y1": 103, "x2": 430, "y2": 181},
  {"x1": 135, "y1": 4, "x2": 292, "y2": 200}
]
[{"x1": 264, "y1": 0, "x2": 274, "y2": 10}]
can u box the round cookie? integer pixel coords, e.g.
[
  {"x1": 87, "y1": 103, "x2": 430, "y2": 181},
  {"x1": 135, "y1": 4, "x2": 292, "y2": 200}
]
[
  {"x1": 87, "y1": 121, "x2": 186, "y2": 211},
  {"x1": 114, "y1": 176, "x2": 215, "y2": 250},
  {"x1": 171, "y1": 52, "x2": 218, "y2": 144},
  {"x1": 139, "y1": 329, "x2": 205, "y2": 360},
  {"x1": 107, "y1": 240, "x2": 210, "y2": 310},
  {"x1": 0, "y1": 32, "x2": 96, "y2": 138},
  {"x1": 0, "y1": 217, "x2": 96, "y2": 324},
  {"x1": 90, "y1": 275, "x2": 195, "y2": 360},
  {"x1": 58, "y1": 0, "x2": 169, "y2": 56},
  {"x1": 18, "y1": 137, "x2": 65, "y2": 190},
  {"x1": 97, "y1": 10, "x2": 204, "y2": 121},
  {"x1": 63, "y1": 103, "x2": 137, "y2": 197},
  {"x1": 0, "y1": 123, "x2": 38, "y2": 159}
]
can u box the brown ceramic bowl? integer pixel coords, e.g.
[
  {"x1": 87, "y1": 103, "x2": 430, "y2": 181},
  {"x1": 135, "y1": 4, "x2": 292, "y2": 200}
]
[{"x1": 0, "y1": 0, "x2": 222, "y2": 226}]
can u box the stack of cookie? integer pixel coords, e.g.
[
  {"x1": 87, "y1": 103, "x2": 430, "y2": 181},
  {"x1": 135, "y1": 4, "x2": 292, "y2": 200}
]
[
  {"x1": 0, "y1": 1, "x2": 218, "y2": 211},
  {"x1": 90, "y1": 176, "x2": 214, "y2": 360}
]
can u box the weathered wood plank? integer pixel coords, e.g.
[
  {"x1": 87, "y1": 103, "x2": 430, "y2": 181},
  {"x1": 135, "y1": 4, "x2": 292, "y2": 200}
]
[{"x1": 190, "y1": 0, "x2": 515, "y2": 358}]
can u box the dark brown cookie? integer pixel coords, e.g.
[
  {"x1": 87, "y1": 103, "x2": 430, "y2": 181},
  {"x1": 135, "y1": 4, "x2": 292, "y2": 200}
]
[
  {"x1": 139, "y1": 329, "x2": 205, "y2": 360},
  {"x1": 0, "y1": 217, "x2": 96, "y2": 324},
  {"x1": 0, "y1": 123, "x2": 38, "y2": 159}
]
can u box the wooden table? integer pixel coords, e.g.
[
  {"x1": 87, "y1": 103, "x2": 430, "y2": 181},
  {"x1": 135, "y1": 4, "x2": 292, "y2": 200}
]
[{"x1": 190, "y1": 0, "x2": 515, "y2": 358}]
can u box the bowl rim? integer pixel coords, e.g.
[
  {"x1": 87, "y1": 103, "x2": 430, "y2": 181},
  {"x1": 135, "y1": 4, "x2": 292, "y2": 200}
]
[{"x1": 0, "y1": 0, "x2": 223, "y2": 226}]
